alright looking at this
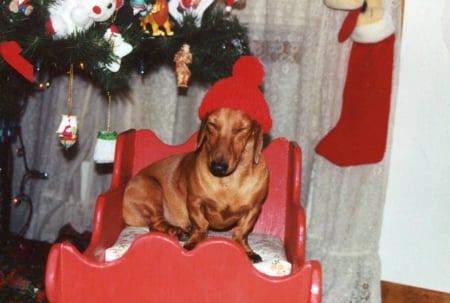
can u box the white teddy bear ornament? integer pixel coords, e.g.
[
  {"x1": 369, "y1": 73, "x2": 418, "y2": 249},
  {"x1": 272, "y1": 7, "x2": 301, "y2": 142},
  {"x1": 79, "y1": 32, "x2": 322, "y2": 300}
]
[{"x1": 46, "y1": 0, "x2": 123, "y2": 39}]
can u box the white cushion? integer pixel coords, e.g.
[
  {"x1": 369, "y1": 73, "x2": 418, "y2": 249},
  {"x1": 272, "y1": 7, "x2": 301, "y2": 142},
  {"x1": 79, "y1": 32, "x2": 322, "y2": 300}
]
[{"x1": 105, "y1": 226, "x2": 292, "y2": 277}]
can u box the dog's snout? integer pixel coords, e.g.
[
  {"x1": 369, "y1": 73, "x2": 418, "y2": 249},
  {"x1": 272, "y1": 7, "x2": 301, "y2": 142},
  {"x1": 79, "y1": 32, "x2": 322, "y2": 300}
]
[{"x1": 210, "y1": 161, "x2": 228, "y2": 177}]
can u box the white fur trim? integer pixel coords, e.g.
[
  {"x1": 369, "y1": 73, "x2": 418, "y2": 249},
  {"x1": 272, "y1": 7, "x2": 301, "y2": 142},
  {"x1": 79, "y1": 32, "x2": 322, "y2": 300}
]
[
  {"x1": 324, "y1": 0, "x2": 364, "y2": 10},
  {"x1": 351, "y1": 14, "x2": 395, "y2": 43}
]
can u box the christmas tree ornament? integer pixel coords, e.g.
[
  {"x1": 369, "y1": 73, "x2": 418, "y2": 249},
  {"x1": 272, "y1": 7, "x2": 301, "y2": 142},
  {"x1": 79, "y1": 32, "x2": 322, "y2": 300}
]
[
  {"x1": 102, "y1": 25, "x2": 133, "y2": 72},
  {"x1": 224, "y1": 0, "x2": 239, "y2": 13},
  {"x1": 56, "y1": 64, "x2": 78, "y2": 149},
  {"x1": 56, "y1": 114, "x2": 78, "y2": 149},
  {"x1": 315, "y1": 0, "x2": 395, "y2": 166},
  {"x1": 168, "y1": 0, "x2": 213, "y2": 27},
  {"x1": 8, "y1": 0, "x2": 34, "y2": 15},
  {"x1": 45, "y1": 0, "x2": 124, "y2": 38},
  {"x1": 176, "y1": 0, "x2": 201, "y2": 12},
  {"x1": 169, "y1": 0, "x2": 239, "y2": 26},
  {"x1": 174, "y1": 44, "x2": 192, "y2": 88},
  {"x1": 0, "y1": 41, "x2": 34, "y2": 82},
  {"x1": 130, "y1": 0, "x2": 152, "y2": 16},
  {"x1": 140, "y1": 0, "x2": 174, "y2": 36},
  {"x1": 93, "y1": 92, "x2": 117, "y2": 163}
]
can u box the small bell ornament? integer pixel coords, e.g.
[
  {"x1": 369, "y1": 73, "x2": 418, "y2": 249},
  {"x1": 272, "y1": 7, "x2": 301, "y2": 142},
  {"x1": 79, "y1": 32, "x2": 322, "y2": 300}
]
[
  {"x1": 93, "y1": 130, "x2": 117, "y2": 163},
  {"x1": 93, "y1": 93, "x2": 117, "y2": 164}
]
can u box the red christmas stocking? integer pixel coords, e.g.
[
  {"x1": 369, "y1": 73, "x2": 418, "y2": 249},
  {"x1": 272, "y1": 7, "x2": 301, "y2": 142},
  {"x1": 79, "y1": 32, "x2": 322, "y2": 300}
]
[{"x1": 315, "y1": 11, "x2": 396, "y2": 166}]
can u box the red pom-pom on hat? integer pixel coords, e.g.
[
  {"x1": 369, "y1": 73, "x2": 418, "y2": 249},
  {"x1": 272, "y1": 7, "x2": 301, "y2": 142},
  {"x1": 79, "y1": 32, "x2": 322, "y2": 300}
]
[
  {"x1": 232, "y1": 55, "x2": 264, "y2": 86},
  {"x1": 198, "y1": 56, "x2": 272, "y2": 133}
]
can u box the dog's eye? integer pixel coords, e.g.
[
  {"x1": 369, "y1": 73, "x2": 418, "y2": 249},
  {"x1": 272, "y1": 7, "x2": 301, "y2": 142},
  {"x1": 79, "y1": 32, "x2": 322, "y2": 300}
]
[
  {"x1": 207, "y1": 122, "x2": 219, "y2": 131},
  {"x1": 233, "y1": 127, "x2": 249, "y2": 134}
]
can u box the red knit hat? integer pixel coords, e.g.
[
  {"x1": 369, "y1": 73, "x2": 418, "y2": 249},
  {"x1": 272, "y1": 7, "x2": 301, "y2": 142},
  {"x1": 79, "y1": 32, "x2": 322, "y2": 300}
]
[{"x1": 198, "y1": 56, "x2": 272, "y2": 133}]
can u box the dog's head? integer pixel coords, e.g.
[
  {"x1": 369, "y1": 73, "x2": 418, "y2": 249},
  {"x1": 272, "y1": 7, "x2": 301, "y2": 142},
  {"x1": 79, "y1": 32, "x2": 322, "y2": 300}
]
[{"x1": 197, "y1": 108, "x2": 264, "y2": 177}]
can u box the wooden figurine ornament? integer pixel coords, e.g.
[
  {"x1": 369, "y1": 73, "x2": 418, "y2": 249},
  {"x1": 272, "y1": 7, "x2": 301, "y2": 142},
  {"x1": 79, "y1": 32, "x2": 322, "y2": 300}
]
[{"x1": 174, "y1": 44, "x2": 192, "y2": 88}]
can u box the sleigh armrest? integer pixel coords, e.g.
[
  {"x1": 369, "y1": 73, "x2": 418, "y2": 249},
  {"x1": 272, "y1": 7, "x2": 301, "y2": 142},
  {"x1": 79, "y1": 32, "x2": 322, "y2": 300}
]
[
  {"x1": 83, "y1": 185, "x2": 126, "y2": 261},
  {"x1": 253, "y1": 138, "x2": 305, "y2": 269}
]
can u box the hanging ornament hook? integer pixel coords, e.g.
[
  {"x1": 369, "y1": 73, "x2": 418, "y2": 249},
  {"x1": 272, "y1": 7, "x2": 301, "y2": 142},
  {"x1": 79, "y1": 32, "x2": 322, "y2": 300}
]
[
  {"x1": 107, "y1": 91, "x2": 112, "y2": 132},
  {"x1": 67, "y1": 63, "x2": 74, "y2": 113}
]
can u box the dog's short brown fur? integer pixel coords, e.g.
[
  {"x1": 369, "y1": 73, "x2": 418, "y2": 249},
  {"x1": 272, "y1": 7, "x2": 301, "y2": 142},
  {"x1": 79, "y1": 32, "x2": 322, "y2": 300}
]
[{"x1": 123, "y1": 108, "x2": 269, "y2": 262}]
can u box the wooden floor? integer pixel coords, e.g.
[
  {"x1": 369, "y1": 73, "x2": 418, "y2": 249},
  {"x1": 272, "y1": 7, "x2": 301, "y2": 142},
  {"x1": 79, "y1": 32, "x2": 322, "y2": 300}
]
[{"x1": 382, "y1": 281, "x2": 450, "y2": 303}]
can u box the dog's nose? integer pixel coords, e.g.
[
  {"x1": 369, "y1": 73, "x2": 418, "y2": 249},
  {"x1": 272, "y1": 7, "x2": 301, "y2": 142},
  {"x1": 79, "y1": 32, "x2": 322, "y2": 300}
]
[{"x1": 210, "y1": 161, "x2": 228, "y2": 177}]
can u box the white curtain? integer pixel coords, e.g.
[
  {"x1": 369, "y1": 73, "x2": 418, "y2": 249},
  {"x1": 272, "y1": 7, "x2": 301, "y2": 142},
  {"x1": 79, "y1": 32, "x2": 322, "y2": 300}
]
[{"x1": 11, "y1": 1, "x2": 403, "y2": 302}]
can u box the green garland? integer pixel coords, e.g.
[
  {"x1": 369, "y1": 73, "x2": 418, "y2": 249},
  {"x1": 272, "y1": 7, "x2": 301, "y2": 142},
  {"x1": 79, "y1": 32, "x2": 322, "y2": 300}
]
[{"x1": 0, "y1": 0, "x2": 250, "y2": 126}]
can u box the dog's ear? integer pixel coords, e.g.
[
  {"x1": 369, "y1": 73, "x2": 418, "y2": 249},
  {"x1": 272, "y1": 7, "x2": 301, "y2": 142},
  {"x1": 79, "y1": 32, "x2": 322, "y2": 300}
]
[
  {"x1": 252, "y1": 124, "x2": 264, "y2": 164},
  {"x1": 196, "y1": 119, "x2": 207, "y2": 150}
]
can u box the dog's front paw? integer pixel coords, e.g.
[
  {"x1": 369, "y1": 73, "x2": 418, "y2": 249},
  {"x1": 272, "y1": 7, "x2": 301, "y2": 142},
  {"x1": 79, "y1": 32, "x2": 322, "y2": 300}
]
[
  {"x1": 183, "y1": 241, "x2": 197, "y2": 251},
  {"x1": 167, "y1": 226, "x2": 190, "y2": 242},
  {"x1": 183, "y1": 230, "x2": 207, "y2": 250},
  {"x1": 176, "y1": 230, "x2": 190, "y2": 242},
  {"x1": 247, "y1": 252, "x2": 263, "y2": 263}
]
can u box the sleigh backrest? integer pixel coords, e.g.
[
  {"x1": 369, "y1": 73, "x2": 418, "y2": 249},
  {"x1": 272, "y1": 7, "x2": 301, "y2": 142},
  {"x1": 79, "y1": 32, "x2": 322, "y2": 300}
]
[
  {"x1": 111, "y1": 129, "x2": 302, "y2": 242},
  {"x1": 111, "y1": 129, "x2": 198, "y2": 188}
]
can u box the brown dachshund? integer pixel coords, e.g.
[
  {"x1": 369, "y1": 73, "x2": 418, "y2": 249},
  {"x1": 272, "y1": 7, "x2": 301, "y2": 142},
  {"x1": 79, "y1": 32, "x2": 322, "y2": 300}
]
[{"x1": 123, "y1": 108, "x2": 269, "y2": 262}]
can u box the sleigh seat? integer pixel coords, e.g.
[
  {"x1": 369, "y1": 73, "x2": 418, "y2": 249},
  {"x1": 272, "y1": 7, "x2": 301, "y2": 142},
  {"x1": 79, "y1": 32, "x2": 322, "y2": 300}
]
[{"x1": 45, "y1": 129, "x2": 322, "y2": 303}]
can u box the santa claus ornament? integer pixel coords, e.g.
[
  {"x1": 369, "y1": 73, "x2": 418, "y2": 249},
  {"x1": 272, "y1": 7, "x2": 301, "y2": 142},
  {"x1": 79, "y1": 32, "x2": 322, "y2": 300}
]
[
  {"x1": 315, "y1": 0, "x2": 395, "y2": 166},
  {"x1": 56, "y1": 64, "x2": 78, "y2": 149},
  {"x1": 102, "y1": 25, "x2": 133, "y2": 72}
]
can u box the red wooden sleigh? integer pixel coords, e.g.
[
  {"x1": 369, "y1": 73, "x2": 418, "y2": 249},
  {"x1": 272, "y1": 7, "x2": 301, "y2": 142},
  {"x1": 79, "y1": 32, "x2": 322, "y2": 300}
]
[{"x1": 45, "y1": 129, "x2": 322, "y2": 303}]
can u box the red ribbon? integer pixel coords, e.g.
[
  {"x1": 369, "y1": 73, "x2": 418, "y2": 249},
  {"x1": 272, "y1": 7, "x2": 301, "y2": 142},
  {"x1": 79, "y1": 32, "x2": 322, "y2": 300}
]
[{"x1": 0, "y1": 41, "x2": 34, "y2": 82}]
